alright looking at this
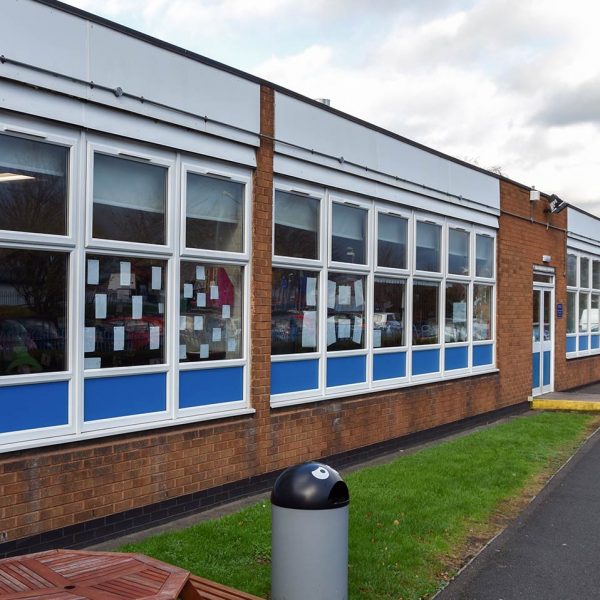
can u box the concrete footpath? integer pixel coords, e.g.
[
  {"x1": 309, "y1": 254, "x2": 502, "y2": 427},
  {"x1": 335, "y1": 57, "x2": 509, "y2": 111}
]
[{"x1": 436, "y1": 424, "x2": 600, "y2": 600}]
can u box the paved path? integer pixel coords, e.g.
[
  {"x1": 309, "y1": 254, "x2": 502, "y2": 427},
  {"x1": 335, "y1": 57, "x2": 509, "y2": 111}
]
[{"x1": 436, "y1": 425, "x2": 600, "y2": 600}]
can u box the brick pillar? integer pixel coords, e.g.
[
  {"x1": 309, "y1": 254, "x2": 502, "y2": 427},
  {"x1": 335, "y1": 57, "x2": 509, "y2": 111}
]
[{"x1": 251, "y1": 85, "x2": 275, "y2": 469}]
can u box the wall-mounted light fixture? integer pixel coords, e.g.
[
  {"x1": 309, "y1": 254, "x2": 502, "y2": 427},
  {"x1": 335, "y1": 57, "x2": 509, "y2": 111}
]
[{"x1": 547, "y1": 194, "x2": 568, "y2": 214}]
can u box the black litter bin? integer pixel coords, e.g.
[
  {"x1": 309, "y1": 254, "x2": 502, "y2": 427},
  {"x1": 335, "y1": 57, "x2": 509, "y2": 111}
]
[{"x1": 271, "y1": 461, "x2": 350, "y2": 600}]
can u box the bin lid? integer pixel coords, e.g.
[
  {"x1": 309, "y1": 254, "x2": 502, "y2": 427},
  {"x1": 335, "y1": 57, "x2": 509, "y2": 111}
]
[{"x1": 271, "y1": 462, "x2": 350, "y2": 510}]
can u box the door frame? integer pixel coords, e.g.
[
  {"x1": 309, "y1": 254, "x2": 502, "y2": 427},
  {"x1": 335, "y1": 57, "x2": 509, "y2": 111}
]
[{"x1": 532, "y1": 267, "x2": 555, "y2": 396}]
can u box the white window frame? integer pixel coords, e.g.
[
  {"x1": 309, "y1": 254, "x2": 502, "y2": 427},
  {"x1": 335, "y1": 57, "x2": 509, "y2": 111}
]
[
  {"x1": 375, "y1": 207, "x2": 411, "y2": 275},
  {"x1": 414, "y1": 214, "x2": 444, "y2": 276}
]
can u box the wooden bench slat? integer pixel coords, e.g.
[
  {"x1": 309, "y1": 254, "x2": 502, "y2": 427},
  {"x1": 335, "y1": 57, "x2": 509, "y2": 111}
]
[{"x1": 179, "y1": 575, "x2": 263, "y2": 600}]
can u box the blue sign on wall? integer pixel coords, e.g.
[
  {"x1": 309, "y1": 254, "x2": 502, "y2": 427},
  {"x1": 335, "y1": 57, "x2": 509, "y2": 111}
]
[{"x1": 557, "y1": 303, "x2": 563, "y2": 319}]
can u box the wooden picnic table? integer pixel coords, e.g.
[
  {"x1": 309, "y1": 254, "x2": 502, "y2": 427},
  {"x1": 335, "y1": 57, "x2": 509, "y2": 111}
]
[{"x1": 0, "y1": 549, "x2": 263, "y2": 600}]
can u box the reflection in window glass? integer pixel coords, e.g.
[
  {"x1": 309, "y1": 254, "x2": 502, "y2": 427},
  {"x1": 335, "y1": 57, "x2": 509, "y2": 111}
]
[
  {"x1": 378, "y1": 213, "x2": 407, "y2": 269},
  {"x1": 533, "y1": 291, "x2": 540, "y2": 343},
  {"x1": 186, "y1": 173, "x2": 244, "y2": 253},
  {"x1": 567, "y1": 291, "x2": 576, "y2": 334},
  {"x1": 331, "y1": 203, "x2": 367, "y2": 264},
  {"x1": 93, "y1": 153, "x2": 166, "y2": 245},
  {"x1": 445, "y1": 282, "x2": 468, "y2": 343},
  {"x1": 475, "y1": 235, "x2": 494, "y2": 278},
  {"x1": 580, "y1": 257, "x2": 590, "y2": 288},
  {"x1": 415, "y1": 222, "x2": 441, "y2": 272},
  {"x1": 543, "y1": 290, "x2": 551, "y2": 341},
  {"x1": 373, "y1": 278, "x2": 405, "y2": 348},
  {"x1": 327, "y1": 273, "x2": 366, "y2": 351},
  {"x1": 0, "y1": 133, "x2": 68, "y2": 235},
  {"x1": 85, "y1": 255, "x2": 166, "y2": 368},
  {"x1": 594, "y1": 261, "x2": 600, "y2": 290},
  {"x1": 448, "y1": 229, "x2": 469, "y2": 276},
  {"x1": 274, "y1": 191, "x2": 319, "y2": 260},
  {"x1": 567, "y1": 254, "x2": 577, "y2": 287},
  {"x1": 579, "y1": 292, "x2": 590, "y2": 333},
  {"x1": 180, "y1": 262, "x2": 243, "y2": 362},
  {"x1": 0, "y1": 249, "x2": 67, "y2": 375},
  {"x1": 271, "y1": 268, "x2": 319, "y2": 355},
  {"x1": 412, "y1": 280, "x2": 439, "y2": 345},
  {"x1": 592, "y1": 295, "x2": 600, "y2": 333},
  {"x1": 473, "y1": 284, "x2": 492, "y2": 341}
]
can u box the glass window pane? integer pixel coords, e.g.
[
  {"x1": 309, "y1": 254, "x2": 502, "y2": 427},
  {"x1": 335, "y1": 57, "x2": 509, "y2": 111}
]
[
  {"x1": 271, "y1": 268, "x2": 319, "y2": 355},
  {"x1": 412, "y1": 280, "x2": 439, "y2": 345},
  {"x1": 180, "y1": 262, "x2": 243, "y2": 362},
  {"x1": 533, "y1": 290, "x2": 541, "y2": 342},
  {"x1": 448, "y1": 229, "x2": 470, "y2": 276},
  {"x1": 473, "y1": 284, "x2": 492, "y2": 341},
  {"x1": 543, "y1": 290, "x2": 551, "y2": 341},
  {"x1": 592, "y1": 295, "x2": 600, "y2": 333},
  {"x1": 533, "y1": 273, "x2": 553, "y2": 283},
  {"x1": 567, "y1": 254, "x2": 577, "y2": 287},
  {"x1": 327, "y1": 273, "x2": 366, "y2": 351},
  {"x1": 579, "y1": 292, "x2": 590, "y2": 332},
  {"x1": 475, "y1": 235, "x2": 494, "y2": 278},
  {"x1": 186, "y1": 173, "x2": 244, "y2": 253},
  {"x1": 373, "y1": 278, "x2": 405, "y2": 348},
  {"x1": 378, "y1": 213, "x2": 407, "y2": 269},
  {"x1": 415, "y1": 222, "x2": 441, "y2": 272},
  {"x1": 0, "y1": 133, "x2": 68, "y2": 235},
  {"x1": 85, "y1": 255, "x2": 166, "y2": 368},
  {"x1": 580, "y1": 257, "x2": 590, "y2": 288},
  {"x1": 274, "y1": 191, "x2": 319, "y2": 260},
  {"x1": 331, "y1": 203, "x2": 367, "y2": 264},
  {"x1": 445, "y1": 282, "x2": 468, "y2": 343},
  {"x1": 93, "y1": 153, "x2": 166, "y2": 245},
  {"x1": 0, "y1": 249, "x2": 67, "y2": 375},
  {"x1": 593, "y1": 261, "x2": 600, "y2": 290},
  {"x1": 567, "y1": 291, "x2": 577, "y2": 334}
]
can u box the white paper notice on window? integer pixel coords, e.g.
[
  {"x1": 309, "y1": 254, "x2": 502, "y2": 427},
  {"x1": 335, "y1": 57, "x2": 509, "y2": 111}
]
[
  {"x1": 132, "y1": 295, "x2": 143, "y2": 319},
  {"x1": 453, "y1": 302, "x2": 467, "y2": 323},
  {"x1": 338, "y1": 318, "x2": 351, "y2": 339},
  {"x1": 149, "y1": 326, "x2": 160, "y2": 350},
  {"x1": 212, "y1": 327, "x2": 222, "y2": 342},
  {"x1": 183, "y1": 283, "x2": 193, "y2": 299},
  {"x1": 179, "y1": 344, "x2": 187, "y2": 359},
  {"x1": 113, "y1": 326, "x2": 125, "y2": 351},
  {"x1": 197, "y1": 293, "x2": 206, "y2": 307},
  {"x1": 196, "y1": 265, "x2": 206, "y2": 280},
  {"x1": 84, "y1": 357, "x2": 101, "y2": 369},
  {"x1": 95, "y1": 294, "x2": 107, "y2": 319},
  {"x1": 193, "y1": 316, "x2": 204, "y2": 331},
  {"x1": 306, "y1": 277, "x2": 317, "y2": 307},
  {"x1": 328, "y1": 280, "x2": 336, "y2": 309},
  {"x1": 120, "y1": 261, "x2": 131, "y2": 287},
  {"x1": 327, "y1": 316, "x2": 337, "y2": 347},
  {"x1": 302, "y1": 310, "x2": 317, "y2": 348},
  {"x1": 87, "y1": 259, "x2": 99, "y2": 285},
  {"x1": 151, "y1": 267, "x2": 162, "y2": 290},
  {"x1": 200, "y1": 344, "x2": 209, "y2": 358},
  {"x1": 210, "y1": 285, "x2": 219, "y2": 300},
  {"x1": 158, "y1": 302, "x2": 164, "y2": 314},
  {"x1": 373, "y1": 329, "x2": 382, "y2": 348},
  {"x1": 179, "y1": 315, "x2": 187, "y2": 331},
  {"x1": 338, "y1": 285, "x2": 351, "y2": 306},
  {"x1": 227, "y1": 338, "x2": 237, "y2": 352},
  {"x1": 352, "y1": 317, "x2": 362, "y2": 344},
  {"x1": 222, "y1": 304, "x2": 231, "y2": 319},
  {"x1": 354, "y1": 280, "x2": 364, "y2": 308},
  {"x1": 84, "y1": 327, "x2": 96, "y2": 353}
]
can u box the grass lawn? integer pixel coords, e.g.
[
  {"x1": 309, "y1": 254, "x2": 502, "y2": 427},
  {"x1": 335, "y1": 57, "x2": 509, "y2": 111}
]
[{"x1": 120, "y1": 412, "x2": 597, "y2": 599}]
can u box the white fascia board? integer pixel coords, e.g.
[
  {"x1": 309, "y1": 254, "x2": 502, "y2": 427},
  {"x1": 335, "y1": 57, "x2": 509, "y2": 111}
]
[{"x1": 568, "y1": 207, "x2": 600, "y2": 246}]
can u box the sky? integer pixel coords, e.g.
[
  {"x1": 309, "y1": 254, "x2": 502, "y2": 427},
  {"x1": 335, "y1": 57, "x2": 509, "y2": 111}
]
[{"x1": 64, "y1": 0, "x2": 600, "y2": 216}]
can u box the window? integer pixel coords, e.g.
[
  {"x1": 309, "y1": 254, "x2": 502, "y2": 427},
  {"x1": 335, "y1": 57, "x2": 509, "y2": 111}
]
[
  {"x1": 448, "y1": 228, "x2": 469, "y2": 276},
  {"x1": 0, "y1": 248, "x2": 68, "y2": 376},
  {"x1": 473, "y1": 284, "x2": 492, "y2": 341},
  {"x1": 179, "y1": 262, "x2": 243, "y2": 362},
  {"x1": 567, "y1": 254, "x2": 577, "y2": 287},
  {"x1": 580, "y1": 257, "x2": 590, "y2": 289},
  {"x1": 413, "y1": 280, "x2": 439, "y2": 345},
  {"x1": 84, "y1": 255, "x2": 166, "y2": 369},
  {"x1": 373, "y1": 278, "x2": 405, "y2": 347},
  {"x1": 415, "y1": 221, "x2": 441, "y2": 272},
  {"x1": 93, "y1": 153, "x2": 167, "y2": 245},
  {"x1": 327, "y1": 273, "x2": 366, "y2": 350},
  {"x1": 0, "y1": 133, "x2": 68, "y2": 236},
  {"x1": 445, "y1": 282, "x2": 468, "y2": 343},
  {"x1": 579, "y1": 292, "x2": 590, "y2": 333},
  {"x1": 274, "y1": 191, "x2": 319, "y2": 260},
  {"x1": 378, "y1": 213, "x2": 407, "y2": 269},
  {"x1": 475, "y1": 234, "x2": 494, "y2": 278},
  {"x1": 186, "y1": 172, "x2": 244, "y2": 253},
  {"x1": 593, "y1": 261, "x2": 600, "y2": 290},
  {"x1": 331, "y1": 203, "x2": 367, "y2": 264},
  {"x1": 567, "y1": 291, "x2": 577, "y2": 334}
]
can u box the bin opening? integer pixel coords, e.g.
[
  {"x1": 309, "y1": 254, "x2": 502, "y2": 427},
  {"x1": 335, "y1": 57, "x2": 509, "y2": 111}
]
[{"x1": 328, "y1": 480, "x2": 349, "y2": 505}]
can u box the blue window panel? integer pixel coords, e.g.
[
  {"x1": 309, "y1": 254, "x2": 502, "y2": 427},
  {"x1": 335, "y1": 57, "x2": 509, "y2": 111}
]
[
  {"x1": 566, "y1": 336, "x2": 577, "y2": 353},
  {"x1": 412, "y1": 349, "x2": 440, "y2": 376},
  {"x1": 532, "y1": 352, "x2": 540, "y2": 389},
  {"x1": 180, "y1": 367, "x2": 243, "y2": 408},
  {"x1": 373, "y1": 352, "x2": 406, "y2": 381},
  {"x1": 271, "y1": 360, "x2": 318, "y2": 395},
  {"x1": 592, "y1": 335, "x2": 600, "y2": 350},
  {"x1": 445, "y1": 347, "x2": 468, "y2": 371},
  {"x1": 327, "y1": 355, "x2": 366, "y2": 388},
  {"x1": 473, "y1": 344, "x2": 494, "y2": 367},
  {"x1": 0, "y1": 381, "x2": 68, "y2": 434},
  {"x1": 84, "y1": 373, "x2": 166, "y2": 421},
  {"x1": 543, "y1": 351, "x2": 551, "y2": 386},
  {"x1": 579, "y1": 336, "x2": 589, "y2": 351}
]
